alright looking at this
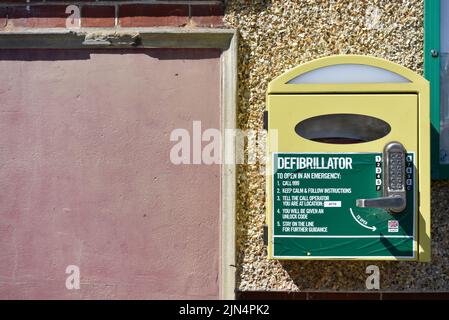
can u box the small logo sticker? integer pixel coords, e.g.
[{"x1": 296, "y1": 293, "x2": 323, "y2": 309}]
[{"x1": 388, "y1": 220, "x2": 399, "y2": 233}]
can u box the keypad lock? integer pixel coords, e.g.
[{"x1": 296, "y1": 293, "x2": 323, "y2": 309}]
[{"x1": 356, "y1": 142, "x2": 407, "y2": 213}]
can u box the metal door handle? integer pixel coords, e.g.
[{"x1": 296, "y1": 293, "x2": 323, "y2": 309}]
[
  {"x1": 356, "y1": 142, "x2": 407, "y2": 213},
  {"x1": 356, "y1": 196, "x2": 405, "y2": 210}
]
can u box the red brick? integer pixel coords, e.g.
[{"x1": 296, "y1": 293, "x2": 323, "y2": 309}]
[
  {"x1": 82, "y1": 5, "x2": 115, "y2": 28},
  {"x1": 237, "y1": 291, "x2": 307, "y2": 300},
  {"x1": 190, "y1": 4, "x2": 224, "y2": 27},
  {"x1": 7, "y1": 5, "x2": 69, "y2": 28},
  {"x1": 307, "y1": 292, "x2": 381, "y2": 300},
  {"x1": 0, "y1": 8, "x2": 7, "y2": 30},
  {"x1": 25, "y1": 0, "x2": 93, "y2": 1},
  {"x1": 381, "y1": 292, "x2": 449, "y2": 300},
  {"x1": 119, "y1": 4, "x2": 189, "y2": 27}
]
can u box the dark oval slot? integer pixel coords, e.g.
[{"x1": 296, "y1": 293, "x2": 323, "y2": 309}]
[{"x1": 295, "y1": 114, "x2": 391, "y2": 144}]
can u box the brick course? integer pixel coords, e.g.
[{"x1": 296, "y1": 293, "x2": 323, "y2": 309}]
[{"x1": 0, "y1": 1, "x2": 225, "y2": 29}]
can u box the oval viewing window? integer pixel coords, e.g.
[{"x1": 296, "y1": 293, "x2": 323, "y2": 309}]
[{"x1": 295, "y1": 114, "x2": 391, "y2": 144}]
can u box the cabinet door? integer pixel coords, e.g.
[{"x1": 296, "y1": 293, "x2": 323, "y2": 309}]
[{"x1": 267, "y1": 94, "x2": 418, "y2": 260}]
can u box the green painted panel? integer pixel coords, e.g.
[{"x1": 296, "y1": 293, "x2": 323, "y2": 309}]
[
  {"x1": 424, "y1": 0, "x2": 449, "y2": 178},
  {"x1": 272, "y1": 153, "x2": 416, "y2": 258}
]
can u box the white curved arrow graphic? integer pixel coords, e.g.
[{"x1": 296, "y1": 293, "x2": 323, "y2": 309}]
[{"x1": 349, "y1": 208, "x2": 377, "y2": 232}]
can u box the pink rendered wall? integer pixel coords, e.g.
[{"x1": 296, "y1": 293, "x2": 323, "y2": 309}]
[{"x1": 0, "y1": 48, "x2": 221, "y2": 299}]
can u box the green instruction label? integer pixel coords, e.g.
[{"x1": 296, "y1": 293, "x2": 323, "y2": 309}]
[{"x1": 272, "y1": 153, "x2": 416, "y2": 259}]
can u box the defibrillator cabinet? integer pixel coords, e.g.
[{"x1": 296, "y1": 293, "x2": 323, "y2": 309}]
[{"x1": 265, "y1": 55, "x2": 430, "y2": 261}]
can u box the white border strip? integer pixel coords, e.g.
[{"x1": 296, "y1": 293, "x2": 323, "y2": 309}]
[
  {"x1": 275, "y1": 256, "x2": 416, "y2": 260},
  {"x1": 274, "y1": 235, "x2": 414, "y2": 238}
]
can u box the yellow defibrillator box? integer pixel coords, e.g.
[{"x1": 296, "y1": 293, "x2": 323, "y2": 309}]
[{"x1": 265, "y1": 55, "x2": 430, "y2": 261}]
